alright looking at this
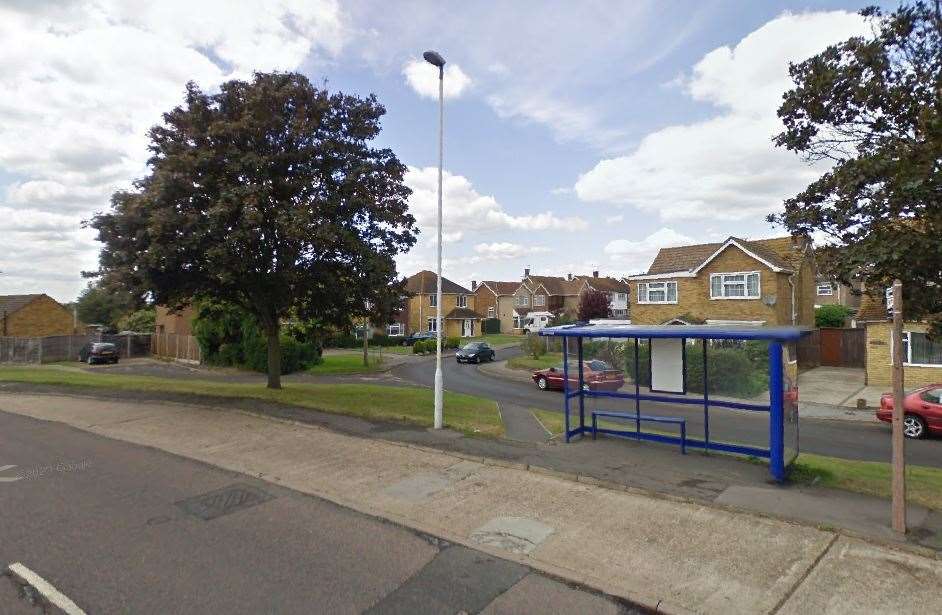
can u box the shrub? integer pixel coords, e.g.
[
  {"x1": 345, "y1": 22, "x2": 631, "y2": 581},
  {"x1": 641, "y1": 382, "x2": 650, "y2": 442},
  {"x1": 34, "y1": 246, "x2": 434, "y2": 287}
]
[
  {"x1": 815, "y1": 304, "x2": 853, "y2": 328},
  {"x1": 686, "y1": 345, "x2": 768, "y2": 398},
  {"x1": 623, "y1": 341, "x2": 651, "y2": 386},
  {"x1": 524, "y1": 334, "x2": 546, "y2": 359},
  {"x1": 445, "y1": 336, "x2": 462, "y2": 349},
  {"x1": 413, "y1": 340, "x2": 425, "y2": 354},
  {"x1": 216, "y1": 343, "x2": 243, "y2": 366}
]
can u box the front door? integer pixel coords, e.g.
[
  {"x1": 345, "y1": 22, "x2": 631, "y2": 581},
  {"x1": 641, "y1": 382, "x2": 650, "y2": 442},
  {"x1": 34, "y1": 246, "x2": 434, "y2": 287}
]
[{"x1": 461, "y1": 319, "x2": 474, "y2": 337}]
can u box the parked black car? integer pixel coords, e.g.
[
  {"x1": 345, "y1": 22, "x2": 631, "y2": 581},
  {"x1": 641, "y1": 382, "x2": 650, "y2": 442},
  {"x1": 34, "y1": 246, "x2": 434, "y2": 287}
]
[
  {"x1": 79, "y1": 342, "x2": 119, "y2": 365},
  {"x1": 455, "y1": 342, "x2": 495, "y2": 364},
  {"x1": 402, "y1": 331, "x2": 436, "y2": 346}
]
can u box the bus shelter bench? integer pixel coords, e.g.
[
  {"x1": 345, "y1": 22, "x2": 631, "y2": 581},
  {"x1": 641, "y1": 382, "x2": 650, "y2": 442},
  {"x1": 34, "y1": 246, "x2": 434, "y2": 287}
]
[{"x1": 591, "y1": 411, "x2": 687, "y2": 454}]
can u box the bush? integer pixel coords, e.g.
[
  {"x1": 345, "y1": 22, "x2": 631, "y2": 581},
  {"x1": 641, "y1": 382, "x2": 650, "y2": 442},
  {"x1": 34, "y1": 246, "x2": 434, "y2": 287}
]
[
  {"x1": 445, "y1": 336, "x2": 462, "y2": 349},
  {"x1": 216, "y1": 343, "x2": 243, "y2": 366},
  {"x1": 816, "y1": 304, "x2": 853, "y2": 328},
  {"x1": 686, "y1": 344, "x2": 768, "y2": 398},
  {"x1": 413, "y1": 340, "x2": 425, "y2": 354},
  {"x1": 524, "y1": 334, "x2": 546, "y2": 359}
]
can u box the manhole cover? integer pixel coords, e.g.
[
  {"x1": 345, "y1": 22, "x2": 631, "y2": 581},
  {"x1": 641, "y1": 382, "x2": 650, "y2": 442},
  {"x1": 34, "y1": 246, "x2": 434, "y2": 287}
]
[{"x1": 176, "y1": 483, "x2": 274, "y2": 521}]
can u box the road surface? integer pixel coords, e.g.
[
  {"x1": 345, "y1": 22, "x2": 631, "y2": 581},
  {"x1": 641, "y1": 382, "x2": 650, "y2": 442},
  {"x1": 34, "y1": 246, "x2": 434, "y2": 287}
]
[
  {"x1": 0, "y1": 410, "x2": 631, "y2": 614},
  {"x1": 392, "y1": 346, "x2": 942, "y2": 469}
]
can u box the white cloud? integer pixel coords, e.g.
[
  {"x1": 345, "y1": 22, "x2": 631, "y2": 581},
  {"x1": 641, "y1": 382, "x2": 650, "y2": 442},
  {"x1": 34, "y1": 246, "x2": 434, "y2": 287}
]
[
  {"x1": 605, "y1": 214, "x2": 624, "y2": 224},
  {"x1": 473, "y1": 243, "x2": 549, "y2": 260},
  {"x1": 404, "y1": 166, "x2": 587, "y2": 236},
  {"x1": 0, "y1": 0, "x2": 347, "y2": 301},
  {"x1": 604, "y1": 227, "x2": 695, "y2": 274},
  {"x1": 402, "y1": 59, "x2": 471, "y2": 100},
  {"x1": 574, "y1": 11, "x2": 869, "y2": 222}
]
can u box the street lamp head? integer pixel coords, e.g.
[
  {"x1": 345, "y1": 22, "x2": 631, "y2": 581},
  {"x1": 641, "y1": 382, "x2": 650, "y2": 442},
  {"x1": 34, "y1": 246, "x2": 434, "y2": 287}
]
[{"x1": 423, "y1": 50, "x2": 446, "y2": 68}]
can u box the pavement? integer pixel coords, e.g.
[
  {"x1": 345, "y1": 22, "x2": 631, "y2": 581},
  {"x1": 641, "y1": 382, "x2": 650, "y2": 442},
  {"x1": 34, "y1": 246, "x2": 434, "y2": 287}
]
[
  {"x1": 1, "y1": 391, "x2": 940, "y2": 614},
  {"x1": 0, "y1": 407, "x2": 630, "y2": 615}
]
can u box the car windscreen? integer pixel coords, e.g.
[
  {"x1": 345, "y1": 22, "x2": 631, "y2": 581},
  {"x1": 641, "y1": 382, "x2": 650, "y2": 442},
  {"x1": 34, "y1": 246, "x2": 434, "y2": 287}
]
[
  {"x1": 92, "y1": 343, "x2": 116, "y2": 350},
  {"x1": 462, "y1": 343, "x2": 482, "y2": 350}
]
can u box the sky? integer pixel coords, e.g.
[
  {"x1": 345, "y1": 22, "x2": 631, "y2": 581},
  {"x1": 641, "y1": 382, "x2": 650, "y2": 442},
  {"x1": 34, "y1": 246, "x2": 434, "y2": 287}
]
[{"x1": 0, "y1": 0, "x2": 889, "y2": 303}]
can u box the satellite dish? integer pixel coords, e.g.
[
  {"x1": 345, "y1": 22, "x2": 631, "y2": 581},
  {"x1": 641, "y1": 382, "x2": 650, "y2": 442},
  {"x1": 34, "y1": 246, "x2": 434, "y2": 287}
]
[{"x1": 762, "y1": 294, "x2": 777, "y2": 306}]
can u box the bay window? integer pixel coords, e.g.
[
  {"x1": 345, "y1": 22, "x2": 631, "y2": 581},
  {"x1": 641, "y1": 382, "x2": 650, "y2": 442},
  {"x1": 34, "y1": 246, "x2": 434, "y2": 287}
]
[
  {"x1": 710, "y1": 272, "x2": 760, "y2": 299},
  {"x1": 637, "y1": 281, "x2": 677, "y2": 304}
]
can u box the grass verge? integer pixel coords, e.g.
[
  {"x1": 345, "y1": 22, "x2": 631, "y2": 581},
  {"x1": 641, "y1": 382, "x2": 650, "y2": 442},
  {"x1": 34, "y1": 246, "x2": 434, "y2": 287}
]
[
  {"x1": 308, "y1": 353, "x2": 385, "y2": 375},
  {"x1": 470, "y1": 334, "x2": 523, "y2": 348},
  {"x1": 0, "y1": 366, "x2": 502, "y2": 438},
  {"x1": 791, "y1": 452, "x2": 942, "y2": 511},
  {"x1": 533, "y1": 408, "x2": 942, "y2": 511},
  {"x1": 507, "y1": 353, "x2": 562, "y2": 371}
]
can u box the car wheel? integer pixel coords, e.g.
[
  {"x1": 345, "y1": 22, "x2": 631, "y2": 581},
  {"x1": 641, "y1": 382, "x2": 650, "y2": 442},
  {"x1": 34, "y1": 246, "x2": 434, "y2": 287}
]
[
  {"x1": 473, "y1": 356, "x2": 480, "y2": 364},
  {"x1": 537, "y1": 377, "x2": 548, "y2": 390},
  {"x1": 903, "y1": 414, "x2": 927, "y2": 439}
]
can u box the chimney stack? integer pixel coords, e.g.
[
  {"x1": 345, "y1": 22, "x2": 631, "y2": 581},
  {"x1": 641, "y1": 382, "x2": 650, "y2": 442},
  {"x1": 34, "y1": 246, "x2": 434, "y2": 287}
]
[
  {"x1": 471, "y1": 280, "x2": 477, "y2": 290},
  {"x1": 567, "y1": 273, "x2": 572, "y2": 281},
  {"x1": 593, "y1": 270, "x2": 599, "y2": 278},
  {"x1": 524, "y1": 268, "x2": 530, "y2": 277}
]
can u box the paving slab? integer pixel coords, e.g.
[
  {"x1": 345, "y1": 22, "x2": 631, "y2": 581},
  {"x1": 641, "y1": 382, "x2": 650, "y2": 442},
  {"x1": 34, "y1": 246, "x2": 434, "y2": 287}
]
[
  {"x1": 797, "y1": 366, "x2": 866, "y2": 406},
  {"x1": 778, "y1": 536, "x2": 942, "y2": 615},
  {"x1": 480, "y1": 573, "x2": 628, "y2": 615}
]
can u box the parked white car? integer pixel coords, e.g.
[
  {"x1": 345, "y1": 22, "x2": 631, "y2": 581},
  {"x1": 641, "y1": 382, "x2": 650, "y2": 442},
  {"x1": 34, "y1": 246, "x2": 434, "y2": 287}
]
[{"x1": 523, "y1": 311, "x2": 554, "y2": 333}]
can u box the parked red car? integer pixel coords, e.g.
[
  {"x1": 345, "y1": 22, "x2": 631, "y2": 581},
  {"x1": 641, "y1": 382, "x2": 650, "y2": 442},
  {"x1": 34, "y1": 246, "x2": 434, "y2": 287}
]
[
  {"x1": 532, "y1": 360, "x2": 625, "y2": 392},
  {"x1": 876, "y1": 384, "x2": 942, "y2": 439}
]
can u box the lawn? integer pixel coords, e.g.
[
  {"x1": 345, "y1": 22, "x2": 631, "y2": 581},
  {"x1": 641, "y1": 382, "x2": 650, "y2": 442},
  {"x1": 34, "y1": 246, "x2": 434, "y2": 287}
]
[
  {"x1": 308, "y1": 353, "x2": 385, "y2": 375},
  {"x1": 469, "y1": 334, "x2": 524, "y2": 348},
  {"x1": 532, "y1": 407, "x2": 942, "y2": 511},
  {"x1": 0, "y1": 366, "x2": 503, "y2": 437},
  {"x1": 506, "y1": 352, "x2": 562, "y2": 371}
]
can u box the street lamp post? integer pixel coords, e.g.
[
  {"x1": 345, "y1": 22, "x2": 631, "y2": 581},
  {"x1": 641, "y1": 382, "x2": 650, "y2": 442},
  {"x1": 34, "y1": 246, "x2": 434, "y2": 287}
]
[{"x1": 424, "y1": 50, "x2": 446, "y2": 430}]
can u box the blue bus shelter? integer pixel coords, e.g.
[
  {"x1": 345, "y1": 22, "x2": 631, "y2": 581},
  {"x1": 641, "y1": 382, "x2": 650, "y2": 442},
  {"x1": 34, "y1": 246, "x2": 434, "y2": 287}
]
[{"x1": 538, "y1": 324, "x2": 809, "y2": 482}]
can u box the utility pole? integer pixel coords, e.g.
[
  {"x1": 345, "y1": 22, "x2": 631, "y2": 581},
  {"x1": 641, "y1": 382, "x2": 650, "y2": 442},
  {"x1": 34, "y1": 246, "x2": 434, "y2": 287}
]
[{"x1": 891, "y1": 279, "x2": 906, "y2": 534}]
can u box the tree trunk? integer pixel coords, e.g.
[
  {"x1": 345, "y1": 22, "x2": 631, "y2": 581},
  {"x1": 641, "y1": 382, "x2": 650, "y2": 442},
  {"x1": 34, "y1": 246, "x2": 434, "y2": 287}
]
[
  {"x1": 266, "y1": 325, "x2": 282, "y2": 389},
  {"x1": 363, "y1": 319, "x2": 370, "y2": 367}
]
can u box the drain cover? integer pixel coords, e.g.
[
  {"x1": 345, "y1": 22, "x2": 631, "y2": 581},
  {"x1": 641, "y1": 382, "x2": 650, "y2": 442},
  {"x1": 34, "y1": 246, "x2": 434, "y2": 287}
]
[{"x1": 176, "y1": 483, "x2": 274, "y2": 520}]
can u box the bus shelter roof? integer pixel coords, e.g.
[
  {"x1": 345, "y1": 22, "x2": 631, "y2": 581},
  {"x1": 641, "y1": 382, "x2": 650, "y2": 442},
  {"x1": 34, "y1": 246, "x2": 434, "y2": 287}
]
[{"x1": 539, "y1": 324, "x2": 809, "y2": 342}]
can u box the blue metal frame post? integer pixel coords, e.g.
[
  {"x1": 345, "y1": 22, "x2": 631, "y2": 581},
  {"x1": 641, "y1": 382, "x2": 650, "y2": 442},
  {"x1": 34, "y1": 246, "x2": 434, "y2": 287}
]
[
  {"x1": 562, "y1": 337, "x2": 570, "y2": 441},
  {"x1": 768, "y1": 341, "x2": 785, "y2": 481},
  {"x1": 577, "y1": 337, "x2": 586, "y2": 432},
  {"x1": 702, "y1": 339, "x2": 710, "y2": 452},
  {"x1": 634, "y1": 338, "x2": 641, "y2": 434}
]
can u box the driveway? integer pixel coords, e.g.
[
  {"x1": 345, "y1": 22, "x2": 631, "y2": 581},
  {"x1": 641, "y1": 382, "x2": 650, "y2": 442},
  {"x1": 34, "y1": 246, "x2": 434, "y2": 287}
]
[{"x1": 797, "y1": 367, "x2": 866, "y2": 406}]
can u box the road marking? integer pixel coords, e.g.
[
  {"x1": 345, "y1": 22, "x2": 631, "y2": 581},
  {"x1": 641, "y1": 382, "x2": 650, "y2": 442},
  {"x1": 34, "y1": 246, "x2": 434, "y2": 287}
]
[
  {"x1": 7, "y1": 562, "x2": 87, "y2": 615},
  {"x1": 0, "y1": 465, "x2": 22, "y2": 483}
]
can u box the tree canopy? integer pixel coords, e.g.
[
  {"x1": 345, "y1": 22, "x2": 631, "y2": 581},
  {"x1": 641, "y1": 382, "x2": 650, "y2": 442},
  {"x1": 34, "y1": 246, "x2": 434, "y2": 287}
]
[
  {"x1": 771, "y1": 2, "x2": 942, "y2": 334},
  {"x1": 89, "y1": 72, "x2": 417, "y2": 387},
  {"x1": 577, "y1": 289, "x2": 611, "y2": 321}
]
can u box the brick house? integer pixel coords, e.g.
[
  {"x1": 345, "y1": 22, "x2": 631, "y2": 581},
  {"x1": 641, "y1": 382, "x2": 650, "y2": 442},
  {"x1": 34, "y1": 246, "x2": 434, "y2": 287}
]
[
  {"x1": 517, "y1": 272, "x2": 586, "y2": 320},
  {"x1": 814, "y1": 275, "x2": 863, "y2": 311},
  {"x1": 0, "y1": 294, "x2": 81, "y2": 336},
  {"x1": 626, "y1": 236, "x2": 815, "y2": 327},
  {"x1": 402, "y1": 271, "x2": 482, "y2": 338},
  {"x1": 856, "y1": 290, "x2": 942, "y2": 388},
  {"x1": 472, "y1": 280, "x2": 520, "y2": 334}
]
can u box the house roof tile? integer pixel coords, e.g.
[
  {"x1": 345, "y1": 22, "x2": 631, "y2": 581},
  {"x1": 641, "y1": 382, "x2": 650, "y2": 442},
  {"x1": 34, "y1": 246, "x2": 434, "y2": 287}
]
[
  {"x1": 580, "y1": 276, "x2": 630, "y2": 293},
  {"x1": 646, "y1": 236, "x2": 796, "y2": 274},
  {"x1": 444, "y1": 307, "x2": 483, "y2": 319},
  {"x1": 405, "y1": 271, "x2": 471, "y2": 295},
  {"x1": 477, "y1": 281, "x2": 519, "y2": 296},
  {"x1": 0, "y1": 294, "x2": 45, "y2": 315}
]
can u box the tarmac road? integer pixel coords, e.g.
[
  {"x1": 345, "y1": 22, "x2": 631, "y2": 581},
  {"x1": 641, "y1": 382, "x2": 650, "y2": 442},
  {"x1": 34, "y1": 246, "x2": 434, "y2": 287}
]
[
  {"x1": 392, "y1": 346, "x2": 942, "y2": 469},
  {"x1": 0, "y1": 410, "x2": 631, "y2": 615}
]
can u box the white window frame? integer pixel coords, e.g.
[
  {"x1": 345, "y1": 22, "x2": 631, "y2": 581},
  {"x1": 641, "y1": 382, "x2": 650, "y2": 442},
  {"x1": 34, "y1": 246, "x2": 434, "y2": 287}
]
[
  {"x1": 487, "y1": 306, "x2": 495, "y2": 318},
  {"x1": 429, "y1": 294, "x2": 437, "y2": 307},
  {"x1": 426, "y1": 317, "x2": 437, "y2": 332},
  {"x1": 709, "y1": 271, "x2": 761, "y2": 300},
  {"x1": 895, "y1": 330, "x2": 942, "y2": 368},
  {"x1": 534, "y1": 294, "x2": 546, "y2": 307},
  {"x1": 515, "y1": 295, "x2": 529, "y2": 308},
  {"x1": 386, "y1": 323, "x2": 403, "y2": 336},
  {"x1": 457, "y1": 294, "x2": 467, "y2": 308},
  {"x1": 616, "y1": 292, "x2": 627, "y2": 302},
  {"x1": 816, "y1": 283, "x2": 834, "y2": 296},
  {"x1": 636, "y1": 281, "x2": 678, "y2": 304}
]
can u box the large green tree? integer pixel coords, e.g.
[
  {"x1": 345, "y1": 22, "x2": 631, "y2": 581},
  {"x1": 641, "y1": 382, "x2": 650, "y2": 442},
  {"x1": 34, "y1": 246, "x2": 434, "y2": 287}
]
[
  {"x1": 89, "y1": 72, "x2": 417, "y2": 387},
  {"x1": 771, "y1": 2, "x2": 942, "y2": 334},
  {"x1": 75, "y1": 281, "x2": 133, "y2": 330}
]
